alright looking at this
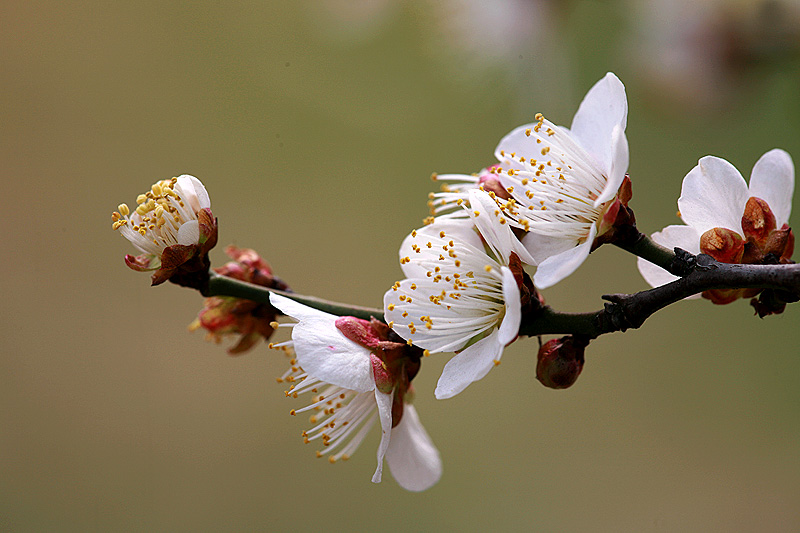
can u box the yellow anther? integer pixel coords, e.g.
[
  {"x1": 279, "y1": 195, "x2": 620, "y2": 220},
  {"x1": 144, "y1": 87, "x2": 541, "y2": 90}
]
[
  {"x1": 387, "y1": 304, "x2": 395, "y2": 311},
  {"x1": 484, "y1": 265, "x2": 492, "y2": 272},
  {"x1": 118, "y1": 203, "x2": 130, "y2": 216}
]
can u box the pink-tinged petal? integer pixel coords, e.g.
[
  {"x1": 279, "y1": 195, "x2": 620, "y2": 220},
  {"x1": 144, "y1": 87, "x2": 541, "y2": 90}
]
[
  {"x1": 678, "y1": 156, "x2": 749, "y2": 235},
  {"x1": 521, "y1": 232, "x2": 575, "y2": 265},
  {"x1": 532, "y1": 224, "x2": 597, "y2": 289},
  {"x1": 637, "y1": 225, "x2": 701, "y2": 298},
  {"x1": 371, "y1": 389, "x2": 394, "y2": 484},
  {"x1": 594, "y1": 124, "x2": 629, "y2": 207},
  {"x1": 434, "y1": 329, "x2": 503, "y2": 399},
  {"x1": 269, "y1": 294, "x2": 375, "y2": 393},
  {"x1": 177, "y1": 220, "x2": 200, "y2": 245},
  {"x1": 176, "y1": 174, "x2": 211, "y2": 211},
  {"x1": 385, "y1": 404, "x2": 442, "y2": 492},
  {"x1": 466, "y1": 190, "x2": 536, "y2": 264},
  {"x1": 498, "y1": 267, "x2": 521, "y2": 345},
  {"x1": 748, "y1": 149, "x2": 794, "y2": 226},
  {"x1": 569, "y1": 73, "x2": 628, "y2": 177}
]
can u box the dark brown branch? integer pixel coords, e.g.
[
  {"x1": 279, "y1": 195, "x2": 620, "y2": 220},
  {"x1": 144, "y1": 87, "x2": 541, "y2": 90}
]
[{"x1": 518, "y1": 252, "x2": 800, "y2": 338}]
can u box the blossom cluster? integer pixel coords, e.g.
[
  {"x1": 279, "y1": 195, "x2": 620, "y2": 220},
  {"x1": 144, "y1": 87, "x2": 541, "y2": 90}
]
[{"x1": 112, "y1": 73, "x2": 794, "y2": 492}]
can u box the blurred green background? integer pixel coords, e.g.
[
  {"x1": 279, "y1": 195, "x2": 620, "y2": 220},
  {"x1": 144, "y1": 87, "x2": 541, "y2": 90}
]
[{"x1": 3, "y1": 1, "x2": 800, "y2": 531}]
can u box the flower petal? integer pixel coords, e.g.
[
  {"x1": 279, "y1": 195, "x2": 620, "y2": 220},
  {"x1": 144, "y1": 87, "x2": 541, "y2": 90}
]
[
  {"x1": 569, "y1": 72, "x2": 628, "y2": 177},
  {"x1": 521, "y1": 231, "x2": 575, "y2": 265},
  {"x1": 176, "y1": 219, "x2": 200, "y2": 245},
  {"x1": 637, "y1": 225, "x2": 701, "y2": 298},
  {"x1": 434, "y1": 329, "x2": 503, "y2": 399},
  {"x1": 269, "y1": 294, "x2": 375, "y2": 392},
  {"x1": 678, "y1": 156, "x2": 749, "y2": 235},
  {"x1": 593, "y1": 124, "x2": 629, "y2": 207},
  {"x1": 532, "y1": 224, "x2": 597, "y2": 289},
  {"x1": 748, "y1": 149, "x2": 794, "y2": 226},
  {"x1": 399, "y1": 219, "x2": 484, "y2": 278},
  {"x1": 176, "y1": 174, "x2": 211, "y2": 211},
  {"x1": 385, "y1": 404, "x2": 442, "y2": 492},
  {"x1": 466, "y1": 189, "x2": 536, "y2": 264},
  {"x1": 494, "y1": 124, "x2": 539, "y2": 165},
  {"x1": 371, "y1": 389, "x2": 394, "y2": 484},
  {"x1": 498, "y1": 267, "x2": 521, "y2": 345}
]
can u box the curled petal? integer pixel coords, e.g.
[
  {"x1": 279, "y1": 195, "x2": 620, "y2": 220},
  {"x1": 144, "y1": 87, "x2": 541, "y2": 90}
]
[
  {"x1": 532, "y1": 224, "x2": 597, "y2": 289},
  {"x1": 498, "y1": 266, "x2": 521, "y2": 346},
  {"x1": 466, "y1": 189, "x2": 536, "y2": 265},
  {"x1": 434, "y1": 329, "x2": 504, "y2": 399},
  {"x1": 176, "y1": 174, "x2": 211, "y2": 211},
  {"x1": 569, "y1": 72, "x2": 628, "y2": 177},
  {"x1": 371, "y1": 389, "x2": 394, "y2": 484},
  {"x1": 748, "y1": 148, "x2": 794, "y2": 227},
  {"x1": 385, "y1": 405, "x2": 442, "y2": 492},
  {"x1": 594, "y1": 124, "x2": 629, "y2": 207}
]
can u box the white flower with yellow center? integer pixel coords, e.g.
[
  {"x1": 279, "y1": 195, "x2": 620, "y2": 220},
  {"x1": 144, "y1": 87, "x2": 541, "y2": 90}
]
[
  {"x1": 111, "y1": 174, "x2": 215, "y2": 285},
  {"x1": 383, "y1": 219, "x2": 521, "y2": 399},
  {"x1": 268, "y1": 294, "x2": 442, "y2": 492},
  {"x1": 429, "y1": 73, "x2": 629, "y2": 288},
  {"x1": 112, "y1": 174, "x2": 211, "y2": 256}
]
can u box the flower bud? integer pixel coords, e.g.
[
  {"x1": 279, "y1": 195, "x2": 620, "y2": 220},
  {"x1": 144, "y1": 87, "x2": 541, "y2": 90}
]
[
  {"x1": 699, "y1": 227, "x2": 745, "y2": 264},
  {"x1": 741, "y1": 197, "x2": 777, "y2": 244},
  {"x1": 536, "y1": 336, "x2": 587, "y2": 390}
]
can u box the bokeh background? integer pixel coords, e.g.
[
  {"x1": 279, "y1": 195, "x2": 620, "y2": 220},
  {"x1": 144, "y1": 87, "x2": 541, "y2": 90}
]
[{"x1": 3, "y1": 1, "x2": 800, "y2": 530}]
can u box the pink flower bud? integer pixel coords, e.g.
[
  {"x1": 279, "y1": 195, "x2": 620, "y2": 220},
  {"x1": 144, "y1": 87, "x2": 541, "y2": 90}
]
[{"x1": 536, "y1": 336, "x2": 587, "y2": 390}]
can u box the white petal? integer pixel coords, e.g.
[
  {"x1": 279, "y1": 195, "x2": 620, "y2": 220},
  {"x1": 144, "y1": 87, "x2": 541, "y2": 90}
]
[
  {"x1": 532, "y1": 224, "x2": 597, "y2": 289},
  {"x1": 176, "y1": 220, "x2": 200, "y2": 245},
  {"x1": 498, "y1": 267, "x2": 521, "y2": 346},
  {"x1": 384, "y1": 282, "x2": 484, "y2": 353},
  {"x1": 494, "y1": 123, "x2": 539, "y2": 164},
  {"x1": 637, "y1": 225, "x2": 701, "y2": 297},
  {"x1": 569, "y1": 73, "x2": 628, "y2": 176},
  {"x1": 434, "y1": 329, "x2": 503, "y2": 399},
  {"x1": 371, "y1": 389, "x2": 394, "y2": 484},
  {"x1": 399, "y1": 219, "x2": 484, "y2": 278},
  {"x1": 678, "y1": 156, "x2": 749, "y2": 235},
  {"x1": 593, "y1": 124, "x2": 629, "y2": 207},
  {"x1": 176, "y1": 174, "x2": 211, "y2": 211},
  {"x1": 748, "y1": 149, "x2": 795, "y2": 226},
  {"x1": 385, "y1": 405, "x2": 442, "y2": 492},
  {"x1": 521, "y1": 231, "x2": 575, "y2": 265},
  {"x1": 269, "y1": 294, "x2": 375, "y2": 392},
  {"x1": 466, "y1": 190, "x2": 536, "y2": 264}
]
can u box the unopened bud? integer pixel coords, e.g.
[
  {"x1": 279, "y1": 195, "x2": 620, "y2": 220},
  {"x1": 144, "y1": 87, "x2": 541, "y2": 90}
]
[
  {"x1": 741, "y1": 197, "x2": 777, "y2": 244},
  {"x1": 764, "y1": 225, "x2": 794, "y2": 263},
  {"x1": 536, "y1": 336, "x2": 587, "y2": 390},
  {"x1": 699, "y1": 227, "x2": 745, "y2": 264}
]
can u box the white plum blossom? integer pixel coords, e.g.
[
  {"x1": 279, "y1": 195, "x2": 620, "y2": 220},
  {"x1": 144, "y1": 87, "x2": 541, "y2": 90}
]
[
  {"x1": 383, "y1": 218, "x2": 521, "y2": 399},
  {"x1": 111, "y1": 174, "x2": 217, "y2": 285},
  {"x1": 112, "y1": 174, "x2": 211, "y2": 257},
  {"x1": 429, "y1": 72, "x2": 629, "y2": 288},
  {"x1": 638, "y1": 149, "x2": 795, "y2": 291},
  {"x1": 268, "y1": 293, "x2": 442, "y2": 492}
]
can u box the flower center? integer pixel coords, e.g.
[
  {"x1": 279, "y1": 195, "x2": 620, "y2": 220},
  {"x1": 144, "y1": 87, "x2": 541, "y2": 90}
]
[
  {"x1": 490, "y1": 113, "x2": 609, "y2": 241},
  {"x1": 111, "y1": 177, "x2": 198, "y2": 253}
]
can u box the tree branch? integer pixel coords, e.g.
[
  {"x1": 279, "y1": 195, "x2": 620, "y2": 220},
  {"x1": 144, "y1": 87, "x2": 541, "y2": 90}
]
[
  {"x1": 518, "y1": 253, "x2": 800, "y2": 338},
  {"x1": 203, "y1": 271, "x2": 385, "y2": 321}
]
